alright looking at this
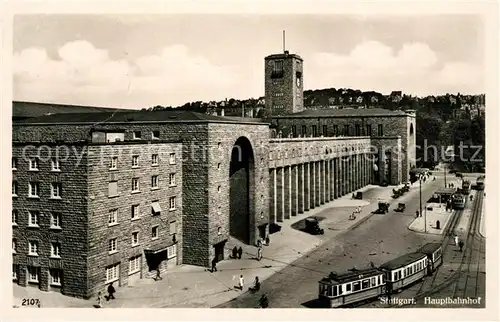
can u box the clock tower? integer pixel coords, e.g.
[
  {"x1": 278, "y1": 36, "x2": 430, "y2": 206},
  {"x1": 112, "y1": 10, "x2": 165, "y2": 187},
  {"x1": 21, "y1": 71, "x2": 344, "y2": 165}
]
[{"x1": 264, "y1": 50, "x2": 304, "y2": 115}]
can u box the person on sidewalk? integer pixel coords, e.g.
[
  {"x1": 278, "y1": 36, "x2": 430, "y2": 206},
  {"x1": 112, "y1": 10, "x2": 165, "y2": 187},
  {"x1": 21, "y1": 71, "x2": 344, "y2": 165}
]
[
  {"x1": 250, "y1": 276, "x2": 261, "y2": 292},
  {"x1": 454, "y1": 235, "x2": 459, "y2": 247},
  {"x1": 96, "y1": 292, "x2": 103, "y2": 308},
  {"x1": 106, "y1": 282, "x2": 116, "y2": 300},
  {"x1": 155, "y1": 268, "x2": 162, "y2": 281},
  {"x1": 237, "y1": 247, "x2": 243, "y2": 259},
  {"x1": 259, "y1": 294, "x2": 269, "y2": 308},
  {"x1": 415, "y1": 210, "x2": 419, "y2": 218},
  {"x1": 232, "y1": 246, "x2": 238, "y2": 259},
  {"x1": 458, "y1": 240, "x2": 464, "y2": 252},
  {"x1": 257, "y1": 246, "x2": 263, "y2": 261},
  {"x1": 238, "y1": 275, "x2": 244, "y2": 290},
  {"x1": 212, "y1": 257, "x2": 218, "y2": 272}
]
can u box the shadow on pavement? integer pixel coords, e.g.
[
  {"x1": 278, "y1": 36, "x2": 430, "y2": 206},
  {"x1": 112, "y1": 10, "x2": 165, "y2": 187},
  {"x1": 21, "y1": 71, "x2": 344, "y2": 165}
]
[{"x1": 301, "y1": 299, "x2": 326, "y2": 308}]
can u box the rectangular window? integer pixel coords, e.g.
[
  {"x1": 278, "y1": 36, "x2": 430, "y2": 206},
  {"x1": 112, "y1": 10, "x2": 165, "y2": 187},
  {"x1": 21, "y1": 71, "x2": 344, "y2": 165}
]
[
  {"x1": 131, "y1": 232, "x2": 139, "y2": 246},
  {"x1": 152, "y1": 154, "x2": 159, "y2": 165},
  {"x1": 28, "y1": 266, "x2": 39, "y2": 283},
  {"x1": 105, "y1": 263, "x2": 120, "y2": 283},
  {"x1": 51, "y1": 158, "x2": 60, "y2": 171},
  {"x1": 29, "y1": 182, "x2": 39, "y2": 197},
  {"x1": 12, "y1": 239, "x2": 17, "y2": 253},
  {"x1": 355, "y1": 124, "x2": 361, "y2": 136},
  {"x1": 151, "y1": 201, "x2": 161, "y2": 215},
  {"x1": 377, "y1": 124, "x2": 384, "y2": 136},
  {"x1": 51, "y1": 213, "x2": 61, "y2": 228},
  {"x1": 333, "y1": 125, "x2": 339, "y2": 136},
  {"x1": 132, "y1": 155, "x2": 139, "y2": 167},
  {"x1": 12, "y1": 157, "x2": 17, "y2": 170},
  {"x1": 152, "y1": 131, "x2": 160, "y2": 140},
  {"x1": 167, "y1": 244, "x2": 177, "y2": 259},
  {"x1": 311, "y1": 125, "x2": 317, "y2": 137},
  {"x1": 108, "y1": 181, "x2": 118, "y2": 197},
  {"x1": 273, "y1": 60, "x2": 284, "y2": 73},
  {"x1": 169, "y1": 221, "x2": 176, "y2": 235},
  {"x1": 169, "y1": 197, "x2": 176, "y2": 210},
  {"x1": 362, "y1": 279, "x2": 370, "y2": 289},
  {"x1": 109, "y1": 209, "x2": 118, "y2": 225},
  {"x1": 12, "y1": 181, "x2": 18, "y2": 196},
  {"x1": 50, "y1": 269, "x2": 62, "y2": 286},
  {"x1": 129, "y1": 255, "x2": 141, "y2": 274},
  {"x1": 344, "y1": 124, "x2": 350, "y2": 136},
  {"x1": 29, "y1": 241, "x2": 39, "y2": 256},
  {"x1": 110, "y1": 157, "x2": 118, "y2": 170},
  {"x1": 352, "y1": 281, "x2": 361, "y2": 291},
  {"x1": 322, "y1": 125, "x2": 327, "y2": 136},
  {"x1": 109, "y1": 238, "x2": 117, "y2": 254},
  {"x1": 292, "y1": 125, "x2": 297, "y2": 137},
  {"x1": 169, "y1": 173, "x2": 176, "y2": 186},
  {"x1": 151, "y1": 175, "x2": 159, "y2": 188},
  {"x1": 12, "y1": 210, "x2": 18, "y2": 225},
  {"x1": 132, "y1": 178, "x2": 140, "y2": 192},
  {"x1": 346, "y1": 283, "x2": 351, "y2": 292},
  {"x1": 366, "y1": 124, "x2": 372, "y2": 136},
  {"x1": 29, "y1": 158, "x2": 39, "y2": 171},
  {"x1": 131, "y1": 205, "x2": 139, "y2": 220},
  {"x1": 152, "y1": 225, "x2": 159, "y2": 239},
  {"x1": 51, "y1": 242, "x2": 61, "y2": 258},
  {"x1": 28, "y1": 211, "x2": 39, "y2": 227},
  {"x1": 13, "y1": 265, "x2": 18, "y2": 281},
  {"x1": 133, "y1": 131, "x2": 141, "y2": 139},
  {"x1": 169, "y1": 153, "x2": 176, "y2": 165},
  {"x1": 301, "y1": 125, "x2": 307, "y2": 136},
  {"x1": 51, "y1": 183, "x2": 62, "y2": 198}
]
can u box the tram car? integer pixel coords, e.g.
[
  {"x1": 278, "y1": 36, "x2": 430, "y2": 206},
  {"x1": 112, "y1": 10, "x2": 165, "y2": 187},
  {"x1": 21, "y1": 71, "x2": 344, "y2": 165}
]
[
  {"x1": 476, "y1": 176, "x2": 485, "y2": 190},
  {"x1": 318, "y1": 268, "x2": 386, "y2": 308},
  {"x1": 379, "y1": 252, "x2": 428, "y2": 294},
  {"x1": 452, "y1": 194, "x2": 466, "y2": 210},
  {"x1": 417, "y1": 243, "x2": 443, "y2": 275},
  {"x1": 461, "y1": 180, "x2": 471, "y2": 195}
]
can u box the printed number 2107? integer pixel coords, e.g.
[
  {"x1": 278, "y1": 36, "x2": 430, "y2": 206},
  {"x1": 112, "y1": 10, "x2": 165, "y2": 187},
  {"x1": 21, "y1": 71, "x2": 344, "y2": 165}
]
[{"x1": 21, "y1": 298, "x2": 40, "y2": 306}]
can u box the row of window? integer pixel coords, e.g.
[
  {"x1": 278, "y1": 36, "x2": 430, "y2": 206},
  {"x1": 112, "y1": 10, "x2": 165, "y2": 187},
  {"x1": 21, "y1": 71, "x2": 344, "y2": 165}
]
[
  {"x1": 11, "y1": 153, "x2": 177, "y2": 172},
  {"x1": 13, "y1": 239, "x2": 61, "y2": 258},
  {"x1": 105, "y1": 246, "x2": 176, "y2": 283},
  {"x1": 320, "y1": 275, "x2": 384, "y2": 297},
  {"x1": 107, "y1": 223, "x2": 175, "y2": 253},
  {"x1": 108, "y1": 173, "x2": 178, "y2": 201},
  {"x1": 108, "y1": 202, "x2": 176, "y2": 224},
  {"x1": 291, "y1": 124, "x2": 383, "y2": 137},
  {"x1": 391, "y1": 258, "x2": 428, "y2": 281},
  {"x1": 12, "y1": 210, "x2": 61, "y2": 228},
  {"x1": 13, "y1": 265, "x2": 62, "y2": 286},
  {"x1": 12, "y1": 182, "x2": 61, "y2": 199}
]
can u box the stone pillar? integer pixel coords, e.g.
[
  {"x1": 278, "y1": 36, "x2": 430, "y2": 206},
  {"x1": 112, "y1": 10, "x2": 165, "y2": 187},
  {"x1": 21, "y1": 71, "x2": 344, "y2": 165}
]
[
  {"x1": 304, "y1": 162, "x2": 310, "y2": 211},
  {"x1": 346, "y1": 157, "x2": 351, "y2": 194},
  {"x1": 276, "y1": 167, "x2": 284, "y2": 222},
  {"x1": 293, "y1": 165, "x2": 298, "y2": 216},
  {"x1": 284, "y1": 166, "x2": 291, "y2": 220},
  {"x1": 339, "y1": 157, "x2": 344, "y2": 196},
  {"x1": 327, "y1": 159, "x2": 332, "y2": 201},
  {"x1": 298, "y1": 164, "x2": 304, "y2": 213},
  {"x1": 352, "y1": 154, "x2": 357, "y2": 191},
  {"x1": 310, "y1": 162, "x2": 315, "y2": 209},
  {"x1": 320, "y1": 160, "x2": 325, "y2": 204},
  {"x1": 355, "y1": 154, "x2": 359, "y2": 190},
  {"x1": 315, "y1": 161, "x2": 321, "y2": 206},
  {"x1": 270, "y1": 168, "x2": 276, "y2": 224},
  {"x1": 330, "y1": 159, "x2": 335, "y2": 200},
  {"x1": 334, "y1": 158, "x2": 339, "y2": 198},
  {"x1": 324, "y1": 160, "x2": 329, "y2": 203}
]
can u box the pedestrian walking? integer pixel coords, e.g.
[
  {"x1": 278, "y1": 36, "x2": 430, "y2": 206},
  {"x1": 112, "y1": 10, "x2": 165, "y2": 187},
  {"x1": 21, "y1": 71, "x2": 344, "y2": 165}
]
[
  {"x1": 454, "y1": 235, "x2": 459, "y2": 247},
  {"x1": 237, "y1": 247, "x2": 243, "y2": 259},
  {"x1": 257, "y1": 246, "x2": 263, "y2": 261},
  {"x1": 238, "y1": 275, "x2": 244, "y2": 290},
  {"x1": 155, "y1": 268, "x2": 162, "y2": 281},
  {"x1": 212, "y1": 257, "x2": 218, "y2": 272},
  {"x1": 257, "y1": 238, "x2": 263, "y2": 248},
  {"x1": 250, "y1": 276, "x2": 261, "y2": 292},
  {"x1": 259, "y1": 294, "x2": 269, "y2": 308},
  {"x1": 458, "y1": 240, "x2": 464, "y2": 252},
  {"x1": 96, "y1": 292, "x2": 103, "y2": 308},
  {"x1": 106, "y1": 282, "x2": 116, "y2": 300}
]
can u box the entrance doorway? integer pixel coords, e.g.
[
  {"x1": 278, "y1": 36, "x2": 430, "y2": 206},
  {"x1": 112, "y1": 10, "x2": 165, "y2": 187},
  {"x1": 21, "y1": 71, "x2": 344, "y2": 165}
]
[
  {"x1": 214, "y1": 241, "x2": 226, "y2": 262},
  {"x1": 258, "y1": 224, "x2": 267, "y2": 240}
]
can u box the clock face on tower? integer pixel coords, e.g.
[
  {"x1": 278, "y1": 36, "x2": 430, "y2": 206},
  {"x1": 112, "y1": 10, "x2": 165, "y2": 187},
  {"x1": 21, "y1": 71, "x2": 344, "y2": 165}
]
[{"x1": 296, "y1": 77, "x2": 301, "y2": 87}]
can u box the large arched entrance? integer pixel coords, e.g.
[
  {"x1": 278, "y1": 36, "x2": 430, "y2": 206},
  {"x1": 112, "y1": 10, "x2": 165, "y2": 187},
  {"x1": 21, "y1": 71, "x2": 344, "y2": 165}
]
[{"x1": 229, "y1": 137, "x2": 255, "y2": 244}]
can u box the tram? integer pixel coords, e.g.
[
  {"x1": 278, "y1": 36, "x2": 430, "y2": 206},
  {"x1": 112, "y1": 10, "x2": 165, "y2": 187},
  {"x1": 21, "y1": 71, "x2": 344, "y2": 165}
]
[
  {"x1": 476, "y1": 176, "x2": 485, "y2": 190},
  {"x1": 461, "y1": 180, "x2": 471, "y2": 195},
  {"x1": 379, "y1": 252, "x2": 428, "y2": 294},
  {"x1": 452, "y1": 194, "x2": 466, "y2": 210},
  {"x1": 417, "y1": 243, "x2": 443, "y2": 275},
  {"x1": 318, "y1": 268, "x2": 386, "y2": 308}
]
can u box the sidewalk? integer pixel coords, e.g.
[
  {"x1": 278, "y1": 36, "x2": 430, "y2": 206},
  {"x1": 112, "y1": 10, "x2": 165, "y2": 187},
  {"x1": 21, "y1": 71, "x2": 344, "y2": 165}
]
[
  {"x1": 11, "y1": 184, "x2": 404, "y2": 309},
  {"x1": 408, "y1": 203, "x2": 453, "y2": 235}
]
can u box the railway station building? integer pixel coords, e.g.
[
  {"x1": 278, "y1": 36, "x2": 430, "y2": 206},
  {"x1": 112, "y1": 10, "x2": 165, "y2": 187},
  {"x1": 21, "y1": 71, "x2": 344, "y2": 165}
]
[{"x1": 11, "y1": 50, "x2": 415, "y2": 298}]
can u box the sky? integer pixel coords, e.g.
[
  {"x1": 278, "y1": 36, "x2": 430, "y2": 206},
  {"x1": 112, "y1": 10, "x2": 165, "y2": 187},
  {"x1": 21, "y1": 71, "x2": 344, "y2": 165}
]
[{"x1": 13, "y1": 14, "x2": 485, "y2": 109}]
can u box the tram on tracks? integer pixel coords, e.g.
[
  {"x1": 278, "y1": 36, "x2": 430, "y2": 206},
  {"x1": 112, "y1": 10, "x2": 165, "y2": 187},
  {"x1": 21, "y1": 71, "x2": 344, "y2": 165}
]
[
  {"x1": 476, "y1": 176, "x2": 485, "y2": 190},
  {"x1": 379, "y1": 252, "x2": 428, "y2": 294},
  {"x1": 318, "y1": 268, "x2": 386, "y2": 308},
  {"x1": 460, "y1": 180, "x2": 471, "y2": 195},
  {"x1": 452, "y1": 194, "x2": 467, "y2": 210},
  {"x1": 417, "y1": 243, "x2": 443, "y2": 275}
]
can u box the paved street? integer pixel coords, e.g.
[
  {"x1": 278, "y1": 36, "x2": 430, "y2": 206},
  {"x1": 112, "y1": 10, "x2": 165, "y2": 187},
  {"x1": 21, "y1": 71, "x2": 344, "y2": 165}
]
[{"x1": 217, "y1": 177, "x2": 445, "y2": 308}]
